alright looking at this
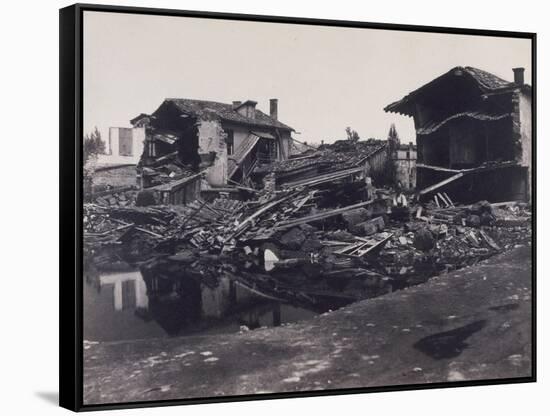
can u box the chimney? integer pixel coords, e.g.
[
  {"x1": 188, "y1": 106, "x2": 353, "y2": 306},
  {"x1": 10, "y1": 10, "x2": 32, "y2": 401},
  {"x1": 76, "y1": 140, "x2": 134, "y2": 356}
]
[
  {"x1": 513, "y1": 67, "x2": 525, "y2": 85},
  {"x1": 232, "y1": 101, "x2": 242, "y2": 109},
  {"x1": 270, "y1": 98, "x2": 278, "y2": 120}
]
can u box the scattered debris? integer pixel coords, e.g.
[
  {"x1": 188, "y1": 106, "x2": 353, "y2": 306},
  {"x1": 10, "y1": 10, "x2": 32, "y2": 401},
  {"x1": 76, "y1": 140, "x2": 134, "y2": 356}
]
[{"x1": 84, "y1": 153, "x2": 532, "y2": 315}]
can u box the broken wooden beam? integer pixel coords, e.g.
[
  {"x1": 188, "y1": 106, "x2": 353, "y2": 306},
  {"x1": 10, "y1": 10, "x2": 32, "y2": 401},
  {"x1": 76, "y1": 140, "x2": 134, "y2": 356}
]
[
  {"x1": 229, "y1": 192, "x2": 299, "y2": 239},
  {"x1": 419, "y1": 172, "x2": 464, "y2": 196},
  {"x1": 275, "y1": 199, "x2": 380, "y2": 230},
  {"x1": 356, "y1": 233, "x2": 393, "y2": 257},
  {"x1": 283, "y1": 166, "x2": 364, "y2": 189},
  {"x1": 437, "y1": 192, "x2": 450, "y2": 208},
  {"x1": 443, "y1": 192, "x2": 455, "y2": 207}
]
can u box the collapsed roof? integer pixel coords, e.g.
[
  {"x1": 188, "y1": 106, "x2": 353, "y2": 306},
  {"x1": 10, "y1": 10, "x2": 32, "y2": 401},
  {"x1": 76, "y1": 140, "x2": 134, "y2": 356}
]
[{"x1": 257, "y1": 140, "x2": 388, "y2": 174}]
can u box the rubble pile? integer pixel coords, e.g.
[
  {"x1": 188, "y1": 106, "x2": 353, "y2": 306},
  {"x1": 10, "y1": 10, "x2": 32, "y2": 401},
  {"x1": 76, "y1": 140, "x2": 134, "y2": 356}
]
[
  {"x1": 93, "y1": 190, "x2": 138, "y2": 207},
  {"x1": 139, "y1": 151, "x2": 199, "y2": 188},
  {"x1": 317, "y1": 139, "x2": 388, "y2": 171},
  {"x1": 83, "y1": 173, "x2": 532, "y2": 312},
  {"x1": 84, "y1": 197, "x2": 247, "y2": 249},
  {"x1": 255, "y1": 139, "x2": 387, "y2": 176}
]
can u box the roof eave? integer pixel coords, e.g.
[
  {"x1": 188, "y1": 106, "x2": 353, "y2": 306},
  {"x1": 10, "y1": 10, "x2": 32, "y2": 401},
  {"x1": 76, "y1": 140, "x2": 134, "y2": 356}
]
[
  {"x1": 383, "y1": 101, "x2": 414, "y2": 117},
  {"x1": 383, "y1": 66, "x2": 515, "y2": 117},
  {"x1": 220, "y1": 117, "x2": 295, "y2": 132}
]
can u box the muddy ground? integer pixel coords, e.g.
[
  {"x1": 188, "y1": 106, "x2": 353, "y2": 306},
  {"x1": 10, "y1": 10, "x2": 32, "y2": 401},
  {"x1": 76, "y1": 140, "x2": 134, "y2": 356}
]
[{"x1": 83, "y1": 245, "x2": 532, "y2": 405}]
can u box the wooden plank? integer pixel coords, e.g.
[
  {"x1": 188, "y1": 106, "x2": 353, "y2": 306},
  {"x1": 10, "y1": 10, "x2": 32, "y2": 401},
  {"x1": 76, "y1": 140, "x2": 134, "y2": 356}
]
[
  {"x1": 229, "y1": 192, "x2": 298, "y2": 239},
  {"x1": 320, "y1": 240, "x2": 352, "y2": 246},
  {"x1": 228, "y1": 133, "x2": 262, "y2": 178},
  {"x1": 292, "y1": 191, "x2": 317, "y2": 213},
  {"x1": 416, "y1": 163, "x2": 463, "y2": 173},
  {"x1": 419, "y1": 172, "x2": 464, "y2": 196},
  {"x1": 443, "y1": 192, "x2": 455, "y2": 207},
  {"x1": 334, "y1": 242, "x2": 363, "y2": 254},
  {"x1": 356, "y1": 233, "x2": 393, "y2": 257},
  {"x1": 85, "y1": 223, "x2": 134, "y2": 237},
  {"x1": 490, "y1": 200, "x2": 521, "y2": 207},
  {"x1": 348, "y1": 242, "x2": 370, "y2": 256},
  {"x1": 437, "y1": 193, "x2": 449, "y2": 207},
  {"x1": 283, "y1": 166, "x2": 364, "y2": 188},
  {"x1": 134, "y1": 227, "x2": 164, "y2": 238},
  {"x1": 233, "y1": 281, "x2": 286, "y2": 302},
  {"x1": 275, "y1": 199, "x2": 379, "y2": 229}
]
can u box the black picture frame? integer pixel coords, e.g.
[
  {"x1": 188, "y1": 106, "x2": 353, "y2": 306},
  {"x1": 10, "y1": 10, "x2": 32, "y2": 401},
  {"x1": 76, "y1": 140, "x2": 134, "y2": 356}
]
[{"x1": 60, "y1": 3, "x2": 537, "y2": 411}]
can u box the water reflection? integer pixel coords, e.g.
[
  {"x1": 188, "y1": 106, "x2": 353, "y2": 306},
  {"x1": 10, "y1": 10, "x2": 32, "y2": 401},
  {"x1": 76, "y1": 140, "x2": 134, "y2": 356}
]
[
  {"x1": 84, "y1": 268, "x2": 316, "y2": 342},
  {"x1": 100, "y1": 272, "x2": 148, "y2": 311}
]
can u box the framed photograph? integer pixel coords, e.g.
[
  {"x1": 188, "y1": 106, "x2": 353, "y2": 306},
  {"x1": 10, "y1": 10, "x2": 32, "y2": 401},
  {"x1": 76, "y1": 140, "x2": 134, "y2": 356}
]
[{"x1": 60, "y1": 3, "x2": 536, "y2": 411}]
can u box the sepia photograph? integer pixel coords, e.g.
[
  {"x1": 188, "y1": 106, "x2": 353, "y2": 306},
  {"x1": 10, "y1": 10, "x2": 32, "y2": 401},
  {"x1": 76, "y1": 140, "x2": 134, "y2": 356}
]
[{"x1": 70, "y1": 5, "x2": 534, "y2": 408}]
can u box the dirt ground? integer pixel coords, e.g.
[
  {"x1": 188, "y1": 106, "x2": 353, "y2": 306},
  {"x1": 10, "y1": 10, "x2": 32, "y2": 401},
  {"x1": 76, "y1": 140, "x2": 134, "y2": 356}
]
[{"x1": 83, "y1": 245, "x2": 533, "y2": 405}]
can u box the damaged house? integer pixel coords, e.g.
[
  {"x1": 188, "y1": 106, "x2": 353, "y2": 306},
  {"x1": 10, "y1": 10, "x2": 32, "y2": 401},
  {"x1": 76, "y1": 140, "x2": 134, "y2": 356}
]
[
  {"x1": 133, "y1": 98, "x2": 294, "y2": 202},
  {"x1": 385, "y1": 66, "x2": 532, "y2": 203},
  {"x1": 253, "y1": 139, "x2": 390, "y2": 190}
]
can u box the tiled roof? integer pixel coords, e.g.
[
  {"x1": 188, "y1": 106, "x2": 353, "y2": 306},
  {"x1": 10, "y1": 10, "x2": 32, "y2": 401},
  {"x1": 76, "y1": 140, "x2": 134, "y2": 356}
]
[
  {"x1": 258, "y1": 140, "x2": 387, "y2": 174},
  {"x1": 384, "y1": 66, "x2": 517, "y2": 117},
  {"x1": 463, "y1": 67, "x2": 513, "y2": 90},
  {"x1": 160, "y1": 98, "x2": 294, "y2": 131}
]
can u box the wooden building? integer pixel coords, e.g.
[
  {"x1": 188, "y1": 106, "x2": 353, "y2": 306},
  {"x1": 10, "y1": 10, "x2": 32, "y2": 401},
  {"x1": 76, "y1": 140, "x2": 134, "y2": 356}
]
[{"x1": 385, "y1": 66, "x2": 532, "y2": 203}]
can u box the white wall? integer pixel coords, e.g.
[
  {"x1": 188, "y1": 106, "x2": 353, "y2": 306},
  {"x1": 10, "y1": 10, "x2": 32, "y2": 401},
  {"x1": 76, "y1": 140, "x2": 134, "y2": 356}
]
[
  {"x1": 519, "y1": 93, "x2": 532, "y2": 201},
  {"x1": 197, "y1": 118, "x2": 228, "y2": 185},
  {"x1": 396, "y1": 148, "x2": 417, "y2": 160},
  {"x1": 97, "y1": 127, "x2": 145, "y2": 165},
  {"x1": 2, "y1": 1, "x2": 546, "y2": 416}
]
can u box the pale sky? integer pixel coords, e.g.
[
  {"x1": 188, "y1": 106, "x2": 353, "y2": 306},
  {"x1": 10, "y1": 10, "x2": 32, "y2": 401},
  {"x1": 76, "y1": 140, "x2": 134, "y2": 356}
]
[{"x1": 83, "y1": 11, "x2": 531, "y2": 145}]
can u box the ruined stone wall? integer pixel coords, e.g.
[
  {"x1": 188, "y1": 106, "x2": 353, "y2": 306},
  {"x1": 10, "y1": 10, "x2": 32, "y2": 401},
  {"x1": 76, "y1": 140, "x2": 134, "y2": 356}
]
[
  {"x1": 510, "y1": 90, "x2": 532, "y2": 201},
  {"x1": 197, "y1": 118, "x2": 227, "y2": 186},
  {"x1": 518, "y1": 92, "x2": 532, "y2": 168},
  {"x1": 519, "y1": 92, "x2": 532, "y2": 202}
]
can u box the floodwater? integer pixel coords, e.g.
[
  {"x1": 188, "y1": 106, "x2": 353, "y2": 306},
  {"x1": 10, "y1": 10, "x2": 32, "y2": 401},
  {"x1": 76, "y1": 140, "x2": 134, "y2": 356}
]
[{"x1": 83, "y1": 269, "x2": 316, "y2": 342}]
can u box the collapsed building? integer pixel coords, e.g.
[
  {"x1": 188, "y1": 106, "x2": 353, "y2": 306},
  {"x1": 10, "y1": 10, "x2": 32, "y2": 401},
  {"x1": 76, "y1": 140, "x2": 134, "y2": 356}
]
[
  {"x1": 384, "y1": 66, "x2": 532, "y2": 203},
  {"x1": 253, "y1": 139, "x2": 390, "y2": 190},
  {"x1": 84, "y1": 74, "x2": 533, "y2": 318},
  {"x1": 132, "y1": 98, "x2": 294, "y2": 203}
]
